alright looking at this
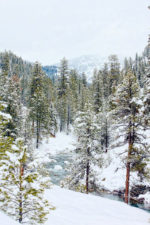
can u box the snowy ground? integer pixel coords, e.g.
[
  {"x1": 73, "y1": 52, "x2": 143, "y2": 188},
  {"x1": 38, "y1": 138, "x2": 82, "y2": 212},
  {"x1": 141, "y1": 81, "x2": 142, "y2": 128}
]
[
  {"x1": 39, "y1": 132, "x2": 76, "y2": 155},
  {"x1": 45, "y1": 186, "x2": 150, "y2": 225},
  {"x1": 96, "y1": 143, "x2": 150, "y2": 193},
  {"x1": 2, "y1": 186, "x2": 150, "y2": 225},
  {"x1": 0, "y1": 211, "x2": 19, "y2": 225}
]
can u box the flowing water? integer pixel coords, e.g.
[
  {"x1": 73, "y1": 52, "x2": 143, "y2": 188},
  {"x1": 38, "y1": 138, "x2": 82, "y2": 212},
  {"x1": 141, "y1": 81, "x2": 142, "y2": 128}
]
[
  {"x1": 94, "y1": 191, "x2": 150, "y2": 212},
  {"x1": 47, "y1": 152, "x2": 72, "y2": 185}
]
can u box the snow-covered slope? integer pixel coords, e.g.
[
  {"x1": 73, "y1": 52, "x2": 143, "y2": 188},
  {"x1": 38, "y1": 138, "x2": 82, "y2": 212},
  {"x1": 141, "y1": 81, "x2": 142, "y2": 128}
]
[
  {"x1": 96, "y1": 140, "x2": 150, "y2": 193},
  {"x1": 46, "y1": 186, "x2": 150, "y2": 225},
  {"x1": 1, "y1": 185, "x2": 149, "y2": 225},
  {"x1": 0, "y1": 211, "x2": 19, "y2": 225}
]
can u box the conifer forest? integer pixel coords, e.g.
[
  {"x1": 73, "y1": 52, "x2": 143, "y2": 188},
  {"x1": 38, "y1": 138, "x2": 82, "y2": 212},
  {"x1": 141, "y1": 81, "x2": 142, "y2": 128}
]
[{"x1": 0, "y1": 1, "x2": 150, "y2": 225}]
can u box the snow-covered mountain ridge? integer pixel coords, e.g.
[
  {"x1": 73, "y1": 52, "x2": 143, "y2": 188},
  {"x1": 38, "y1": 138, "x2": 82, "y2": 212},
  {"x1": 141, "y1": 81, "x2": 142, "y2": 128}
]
[{"x1": 68, "y1": 55, "x2": 107, "y2": 81}]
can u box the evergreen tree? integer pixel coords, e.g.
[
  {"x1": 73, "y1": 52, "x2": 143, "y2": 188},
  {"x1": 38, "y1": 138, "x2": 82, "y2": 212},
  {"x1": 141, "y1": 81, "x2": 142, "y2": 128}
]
[
  {"x1": 0, "y1": 53, "x2": 22, "y2": 139},
  {"x1": 29, "y1": 62, "x2": 54, "y2": 148},
  {"x1": 112, "y1": 71, "x2": 146, "y2": 204},
  {"x1": 5, "y1": 75, "x2": 22, "y2": 138},
  {"x1": 92, "y1": 69, "x2": 103, "y2": 113},
  {"x1": 108, "y1": 55, "x2": 120, "y2": 94},
  {"x1": 99, "y1": 101, "x2": 111, "y2": 153},
  {"x1": 66, "y1": 103, "x2": 102, "y2": 193},
  {"x1": 57, "y1": 58, "x2": 69, "y2": 131},
  {"x1": 0, "y1": 138, "x2": 53, "y2": 224},
  {"x1": 101, "y1": 63, "x2": 110, "y2": 99},
  {"x1": 0, "y1": 52, "x2": 10, "y2": 102},
  {"x1": 68, "y1": 69, "x2": 79, "y2": 124},
  {"x1": 0, "y1": 100, "x2": 13, "y2": 169},
  {"x1": 144, "y1": 35, "x2": 150, "y2": 126},
  {"x1": 78, "y1": 73, "x2": 91, "y2": 112}
]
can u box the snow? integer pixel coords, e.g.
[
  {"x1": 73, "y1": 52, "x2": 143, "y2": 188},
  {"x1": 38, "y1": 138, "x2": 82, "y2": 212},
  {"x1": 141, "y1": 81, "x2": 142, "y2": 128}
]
[
  {"x1": 39, "y1": 132, "x2": 76, "y2": 155},
  {"x1": 54, "y1": 165, "x2": 63, "y2": 171},
  {"x1": 0, "y1": 211, "x2": 19, "y2": 225},
  {"x1": 95, "y1": 137, "x2": 150, "y2": 193},
  {"x1": 1, "y1": 186, "x2": 150, "y2": 225},
  {"x1": 45, "y1": 186, "x2": 150, "y2": 225},
  {"x1": 139, "y1": 192, "x2": 150, "y2": 207},
  {"x1": 0, "y1": 111, "x2": 12, "y2": 120}
]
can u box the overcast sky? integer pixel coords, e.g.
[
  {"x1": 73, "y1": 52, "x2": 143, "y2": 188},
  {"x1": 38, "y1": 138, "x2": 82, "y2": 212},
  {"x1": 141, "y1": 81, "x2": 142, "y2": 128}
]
[{"x1": 0, "y1": 0, "x2": 149, "y2": 65}]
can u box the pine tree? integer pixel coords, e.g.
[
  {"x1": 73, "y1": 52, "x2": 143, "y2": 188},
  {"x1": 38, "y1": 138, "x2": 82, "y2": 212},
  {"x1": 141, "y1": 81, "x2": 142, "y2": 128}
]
[
  {"x1": 0, "y1": 52, "x2": 10, "y2": 101},
  {"x1": 0, "y1": 100, "x2": 13, "y2": 168},
  {"x1": 43, "y1": 76, "x2": 58, "y2": 136},
  {"x1": 5, "y1": 75, "x2": 22, "y2": 138},
  {"x1": 99, "y1": 101, "x2": 111, "y2": 153},
  {"x1": 29, "y1": 62, "x2": 53, "y2": 148},
  {"x1": 78, "y1": 73, "x2": 91, "y2": 112},
  {"x1": 0, "y1": 53, "x2": 22, "y2": 139},
  {"x1": 108, "y1": 55, "x2": 120, "y2": 94},
  {"x1": 66, "y1": 103, "x2": 102, "y2": 193},
  {"x1": 68, "y1": 69, "x2": 79, "y2": 124},
  {"x1": 0, "y1": 138, "x2": 53, "y2": 224},
  {"x1": 92, "y1": 69, "x2": 103, "y2": 113},
  {"x1": 112, "y1": 71, "x2": 146, "y2": 204},
  {"x1": 57, "y1": 58, "x2": 69, "y2": 131},
  {"x1": 144, "y1": 35, "x2": 150, "y2": 126},
  {"x1": 102, "y1": 63, "x2": 110, "y2": 99}
]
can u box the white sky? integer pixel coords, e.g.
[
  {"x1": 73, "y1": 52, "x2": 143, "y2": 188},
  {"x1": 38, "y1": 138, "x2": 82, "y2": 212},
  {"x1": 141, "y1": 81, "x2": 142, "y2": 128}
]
[{"x1": 0, "y1": 0, "x2": 150, "y2": 65}]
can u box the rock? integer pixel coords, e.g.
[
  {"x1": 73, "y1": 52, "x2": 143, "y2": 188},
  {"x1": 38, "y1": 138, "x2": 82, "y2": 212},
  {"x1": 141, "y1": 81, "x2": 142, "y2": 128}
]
[{"x1": 54, "y1": 165, "x2": 63, "y2": 171}]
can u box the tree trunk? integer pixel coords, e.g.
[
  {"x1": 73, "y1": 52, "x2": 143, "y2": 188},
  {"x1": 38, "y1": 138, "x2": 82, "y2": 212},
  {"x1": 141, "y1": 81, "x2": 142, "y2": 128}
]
[
  {"x1": 36, "y1": 119, "x2": 39, "y2": 148},
  {"x1": 67, "y1": 105, "x2": 70, "y2": 134},
  {"x1": 125, "y1": 160, "x2": 130, "y2": 204},
  {"x1": 86, "y1": 160, "x2": 89, "y2": 194},
  {"x1": 60, "y1": 118, "x2": 62, "y2": 132},
  {"x1": 125, "y1": 82, "x2": 133, "y2": 204},
  {"x1": 32, "y1": 120, "x2": 34, "y2": 134},
  {"x1": 19, "y1": 164, "x2": 24, "y2": 223},
  {"x1": 125, "y1": 122, "x2": 132, "y2": 204},
  {"x1": 105, "y1": 119, "x2": 108, "y2": 153},
  {"x1": 86, "y1": 146, "x2": 90, "y2": 194}
]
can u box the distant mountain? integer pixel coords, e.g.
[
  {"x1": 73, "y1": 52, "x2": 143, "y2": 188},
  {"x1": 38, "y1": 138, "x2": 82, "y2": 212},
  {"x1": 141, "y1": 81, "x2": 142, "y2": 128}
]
[
  {"x1": 43, "y1": 55, "x2": 107, "y2": 82},
  {"x1": 68, "y1": 55, "x2": 107, "y2": 81}
]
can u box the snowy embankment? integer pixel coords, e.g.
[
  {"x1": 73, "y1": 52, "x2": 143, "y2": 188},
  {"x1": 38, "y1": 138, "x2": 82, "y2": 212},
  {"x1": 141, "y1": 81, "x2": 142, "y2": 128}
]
[
  {"x1": 95, "y1": 140, "x2": 150, "y2": 202},
  {"x1": 45, "y1": 186, "x2": 150, "y2": 225}
]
